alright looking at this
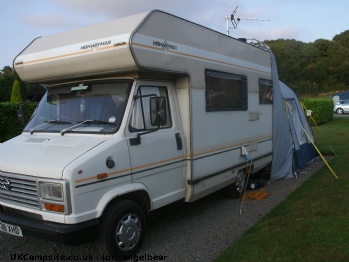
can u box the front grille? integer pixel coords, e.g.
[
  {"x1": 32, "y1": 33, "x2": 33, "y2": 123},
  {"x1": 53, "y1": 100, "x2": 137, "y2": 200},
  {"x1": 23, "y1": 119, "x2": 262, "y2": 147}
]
[{"x1": 0, "y1": 172, "x2": 40, "y2": 209}]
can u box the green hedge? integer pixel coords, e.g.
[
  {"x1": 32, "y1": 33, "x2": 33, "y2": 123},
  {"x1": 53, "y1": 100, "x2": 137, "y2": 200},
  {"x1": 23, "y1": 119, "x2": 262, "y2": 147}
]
[
  {"x1": 0, "y1": 102, "x2": 37, "y2": 143},
  {"x1": 300, "y1": 98, "x2": 333, "y2": 126}
]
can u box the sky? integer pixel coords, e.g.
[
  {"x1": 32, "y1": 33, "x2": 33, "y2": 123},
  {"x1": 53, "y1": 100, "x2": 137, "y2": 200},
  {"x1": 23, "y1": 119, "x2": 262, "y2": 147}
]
[{"x1": 1, "y1": 0, "x2": 348, "y2": 70}]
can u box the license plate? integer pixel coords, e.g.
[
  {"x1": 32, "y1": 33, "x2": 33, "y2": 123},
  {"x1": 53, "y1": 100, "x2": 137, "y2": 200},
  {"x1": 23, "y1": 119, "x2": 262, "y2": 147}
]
[{"x1": 0, "y1": 221, "x2": 23, "y2": 237}]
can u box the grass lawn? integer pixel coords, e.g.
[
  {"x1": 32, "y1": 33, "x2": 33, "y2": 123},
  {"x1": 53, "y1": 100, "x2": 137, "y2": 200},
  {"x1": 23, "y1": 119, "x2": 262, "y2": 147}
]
[{"x1": 215, "y1": 117, "x2": 349, "y2": 262}]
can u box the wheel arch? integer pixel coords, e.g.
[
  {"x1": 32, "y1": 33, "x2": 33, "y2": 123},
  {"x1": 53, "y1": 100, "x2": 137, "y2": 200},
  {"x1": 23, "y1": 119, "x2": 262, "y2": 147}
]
[{"x1": 96, "y1": 183, "x2": 152, "y2": 219}]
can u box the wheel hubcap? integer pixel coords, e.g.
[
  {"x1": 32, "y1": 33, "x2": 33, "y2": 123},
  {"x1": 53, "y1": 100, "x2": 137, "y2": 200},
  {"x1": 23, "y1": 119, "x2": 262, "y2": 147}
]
[
  {"x1": 235, "y1": 170, "x2": 246, "y2": 193},
  {"x1": 115, "y1": 213, "x2": 141, "y2": 251}
]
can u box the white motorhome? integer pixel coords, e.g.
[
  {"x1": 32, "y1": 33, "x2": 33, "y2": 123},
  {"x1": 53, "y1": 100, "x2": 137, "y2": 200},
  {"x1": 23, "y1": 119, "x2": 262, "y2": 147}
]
[{"x1": 0, "y1": 10, "x2": 273, "y2": 257}]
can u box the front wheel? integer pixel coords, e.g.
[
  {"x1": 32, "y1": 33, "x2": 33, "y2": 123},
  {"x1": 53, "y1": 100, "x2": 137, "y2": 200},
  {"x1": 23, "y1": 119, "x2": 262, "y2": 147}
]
[
  {"x1": 336, "y1": 108, "x2": 344, "y2": 114},
  {"x1": 97, "y1": 200, "x2": 146, "y2": 257},
  {"x1": 223, "y1": 169, "x2": 246, "y2": 198}
]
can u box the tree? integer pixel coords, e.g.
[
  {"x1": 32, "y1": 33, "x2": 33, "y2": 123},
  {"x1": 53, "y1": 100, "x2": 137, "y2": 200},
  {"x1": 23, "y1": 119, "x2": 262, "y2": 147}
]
[
  {"x1": 0, "y1": 66, "x2": 31, "y2": 102},
  {"x1": 333, "y1": 30, "x2": 349, "y2": 49},
  {"x1": 265, "y1": 39, "x2": 308, "y2": 90},
  {"x1": 10, "y1": 79, "x2": 22, "y2": 102},
  {"x1": 1, "y1": 66, "x2": 14, "y2": 74},
  {"x1": 266, "y1": 35, "x2": 349, "y2": 95},
  {"x1": 0, "y1": 66, "x2": 16, "y2": 101}
]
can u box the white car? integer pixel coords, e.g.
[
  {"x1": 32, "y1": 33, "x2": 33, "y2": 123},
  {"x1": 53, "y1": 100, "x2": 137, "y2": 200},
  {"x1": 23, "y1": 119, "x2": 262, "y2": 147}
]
[{"x1": 334, "y1": 100, "x2": 349, "y2": 114}]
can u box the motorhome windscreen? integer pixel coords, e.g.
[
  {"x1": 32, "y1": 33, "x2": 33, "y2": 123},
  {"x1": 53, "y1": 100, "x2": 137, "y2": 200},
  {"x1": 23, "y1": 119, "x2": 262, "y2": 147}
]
[{"x1": 24, "y1": 80, "x2": 132, "y2": 134}]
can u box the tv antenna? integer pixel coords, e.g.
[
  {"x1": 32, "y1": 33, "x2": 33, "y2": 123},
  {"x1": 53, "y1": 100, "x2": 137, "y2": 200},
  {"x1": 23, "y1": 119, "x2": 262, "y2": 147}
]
[{"x1": 225, "y1": 6, "x2": 270, "y2": 36}]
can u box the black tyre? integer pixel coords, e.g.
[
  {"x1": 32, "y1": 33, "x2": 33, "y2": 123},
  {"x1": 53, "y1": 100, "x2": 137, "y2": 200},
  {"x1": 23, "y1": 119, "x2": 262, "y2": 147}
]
[
  {"x1": 336, "y1": 108, "x2": 344, "y2": 114},
  {"x1": 97, "y1": 200, "x2": 146, "y2": 257},
  {"x1": 223, "y1": 169, "x2": 246, "y2": 198}
]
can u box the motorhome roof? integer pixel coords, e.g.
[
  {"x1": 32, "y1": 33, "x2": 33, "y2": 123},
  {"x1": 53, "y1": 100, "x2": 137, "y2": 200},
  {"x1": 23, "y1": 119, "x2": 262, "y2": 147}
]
[{"x1": 14, "y1": 10, "x2": 271, "y2": 84}]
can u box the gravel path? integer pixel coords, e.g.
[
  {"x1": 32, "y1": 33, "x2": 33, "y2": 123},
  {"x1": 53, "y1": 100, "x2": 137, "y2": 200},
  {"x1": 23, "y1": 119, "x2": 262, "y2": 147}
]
[{"x1": 0, "y1": 158, "x2": 325, "y2": 262}]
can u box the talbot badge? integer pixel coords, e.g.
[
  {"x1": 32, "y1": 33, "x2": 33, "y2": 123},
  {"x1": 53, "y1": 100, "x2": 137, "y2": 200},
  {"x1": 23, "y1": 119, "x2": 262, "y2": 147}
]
[{"x1": 0, "y1": 178, "x2": 10, "y2": 191}]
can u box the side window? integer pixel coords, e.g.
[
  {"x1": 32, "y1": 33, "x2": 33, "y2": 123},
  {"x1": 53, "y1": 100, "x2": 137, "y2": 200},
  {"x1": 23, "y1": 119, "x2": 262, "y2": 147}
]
[
  {"x1": 259, "y1": 79, "x2": 273, "y2": 104},
  {"x1": 129, "y1": 86, "x2": 172, "y2": 131},
  {"x1": 205, "y1": 70, "x2": 248, "y2": 112}
]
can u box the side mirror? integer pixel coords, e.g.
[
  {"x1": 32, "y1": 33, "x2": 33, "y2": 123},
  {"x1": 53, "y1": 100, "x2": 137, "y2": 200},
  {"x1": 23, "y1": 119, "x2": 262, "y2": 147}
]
[
  {"x1": 17, "y1": 103, "x2": 26, "y2": 126},
  {"x1": 150, "y1": 97, "x2": 167, "y2": 127},
  {"x1": 129, "y1": 95, "x2": 168, "y2": 146}
]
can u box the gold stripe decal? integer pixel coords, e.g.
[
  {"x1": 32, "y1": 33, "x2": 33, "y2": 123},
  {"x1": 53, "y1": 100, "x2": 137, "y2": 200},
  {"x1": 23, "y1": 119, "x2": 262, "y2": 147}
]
[
  {"x1": 15, "y1": 40, "x2": 128, "y2": 66},
  {"x1": 192, "y1": 135, "x2": 272, "y2": 158},
  {"x1": 18, "y1": 49, "x2": 93, "y2": 65},
  {"x1": 75, "y1": 155, "x2": 186, "y2": 184},
  {"x1": 132, "y1": 42, "x2": 271, "y2": 75},
  {"x1": 75, "y1": 136, "x2": 271, "y2": 185},
  {"x1": 75, "y1": 166, "x2": 132, "y2": 183}
]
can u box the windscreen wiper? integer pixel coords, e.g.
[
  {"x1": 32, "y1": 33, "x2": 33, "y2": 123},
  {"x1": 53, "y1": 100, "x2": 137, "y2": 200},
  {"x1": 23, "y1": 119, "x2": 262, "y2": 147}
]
[
  {"x1": 30, "y1": 120, "x2": 72, "y2": 135},
  {"x1": 60, "y1": 120, "x2": 93, "y2": 136},
  {"x1": 59, "y1": 120, "x2": 116, "y2": 136}
]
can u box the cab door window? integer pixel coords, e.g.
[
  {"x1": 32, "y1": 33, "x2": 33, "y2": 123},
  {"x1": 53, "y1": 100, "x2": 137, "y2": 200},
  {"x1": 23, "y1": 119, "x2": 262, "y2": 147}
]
[{"x1": 129, "y1": 86, "x2": 172, "y2": 132}]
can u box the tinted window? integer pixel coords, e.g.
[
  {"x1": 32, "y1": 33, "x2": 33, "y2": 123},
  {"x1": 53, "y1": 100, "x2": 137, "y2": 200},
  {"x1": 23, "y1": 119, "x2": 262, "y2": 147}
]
[
  {"x1": 259, "y1": 79, "x2": 273, "y2": 104},
  {"x1": 205, "y1": 70, "x2": 248, "y2": 111}
]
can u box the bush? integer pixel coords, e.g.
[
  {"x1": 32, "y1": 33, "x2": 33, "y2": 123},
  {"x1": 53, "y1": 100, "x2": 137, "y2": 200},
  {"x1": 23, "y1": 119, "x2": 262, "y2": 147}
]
[
  {"x1": 10, "y1": 79, "x2": 22, "y2": 102},
  {"x1": 300, "y1": 98, "x2": 333, "y2": 125},
  {"x1": 0, "y1": 102, "x2": 37, "y2": 143}
]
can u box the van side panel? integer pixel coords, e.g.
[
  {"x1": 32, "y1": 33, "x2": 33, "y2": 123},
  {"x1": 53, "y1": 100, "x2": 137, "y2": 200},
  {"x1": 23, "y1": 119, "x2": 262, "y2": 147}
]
[{"x1": 130, "y1": 11, "x2": 273, "y2": 201}]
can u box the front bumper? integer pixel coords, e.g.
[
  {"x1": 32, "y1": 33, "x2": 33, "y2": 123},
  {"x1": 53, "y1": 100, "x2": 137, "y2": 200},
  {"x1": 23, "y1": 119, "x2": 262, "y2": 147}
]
[{"x1": 0, "y1": 205, "x2": 99, "y2": 245}]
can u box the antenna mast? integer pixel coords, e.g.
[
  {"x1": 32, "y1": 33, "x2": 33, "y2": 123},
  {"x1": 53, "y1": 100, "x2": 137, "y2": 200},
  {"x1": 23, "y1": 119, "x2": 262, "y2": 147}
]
[{"x1": 225, "y1": 6, "x2": 270, "y2": 36}]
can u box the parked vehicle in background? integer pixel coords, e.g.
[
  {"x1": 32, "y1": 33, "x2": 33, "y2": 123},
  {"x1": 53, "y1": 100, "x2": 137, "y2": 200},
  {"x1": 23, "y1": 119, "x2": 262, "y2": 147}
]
[
  {"x1": 334, "y1": 100, "x2": 349, "y2": 114},
  {"x1": 331, "y1": 91, "x2": 349, "y2": 103}
]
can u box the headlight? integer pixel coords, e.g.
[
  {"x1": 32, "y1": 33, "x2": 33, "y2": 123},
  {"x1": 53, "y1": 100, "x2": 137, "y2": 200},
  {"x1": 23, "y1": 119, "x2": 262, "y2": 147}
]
[{"x1": 40, "y1": 182, "x2": 63, "y2": 201}]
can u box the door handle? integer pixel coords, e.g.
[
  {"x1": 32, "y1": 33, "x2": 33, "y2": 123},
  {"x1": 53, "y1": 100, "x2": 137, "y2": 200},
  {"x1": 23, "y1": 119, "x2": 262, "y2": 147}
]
[{"x1": 175, "y1": 133, "x2": 183, "y2": 150}]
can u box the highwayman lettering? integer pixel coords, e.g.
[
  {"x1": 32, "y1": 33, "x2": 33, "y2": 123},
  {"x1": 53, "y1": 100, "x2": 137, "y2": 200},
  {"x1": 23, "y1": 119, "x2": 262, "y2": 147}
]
[
  {"x1": 153, "y1": 40, "x2": 177, "y2": 51},
  {"x1": 81, "y1": 40, "x2": 112, "y2": 50}
]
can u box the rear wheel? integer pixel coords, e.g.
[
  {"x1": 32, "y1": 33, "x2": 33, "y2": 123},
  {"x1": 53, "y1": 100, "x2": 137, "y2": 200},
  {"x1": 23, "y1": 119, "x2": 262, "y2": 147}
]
[
  {"x1": 223, "y1": 169, "x2": 246, "y2": 198},
  {"x1": 336, "y1": 108, "x2": 344, "y2": 114},
  {"x1": 97, "y1": 200, "x2": 146, "y2": 257}
]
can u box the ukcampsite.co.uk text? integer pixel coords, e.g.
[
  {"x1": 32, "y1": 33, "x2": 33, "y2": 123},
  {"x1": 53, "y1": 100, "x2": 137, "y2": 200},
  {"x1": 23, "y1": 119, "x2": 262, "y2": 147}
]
[{"x1": 10, "y1": 253, "x2": 168, "y2": 261}]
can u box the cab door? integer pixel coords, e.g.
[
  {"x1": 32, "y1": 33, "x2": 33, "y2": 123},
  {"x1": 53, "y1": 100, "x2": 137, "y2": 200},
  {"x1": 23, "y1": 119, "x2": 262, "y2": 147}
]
[{"x1": 125, "y1": 81, "x2": 186, "y2": 210}]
